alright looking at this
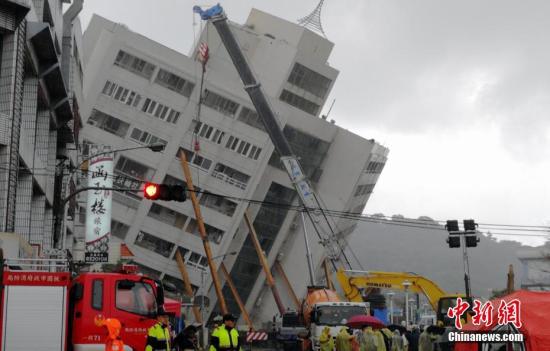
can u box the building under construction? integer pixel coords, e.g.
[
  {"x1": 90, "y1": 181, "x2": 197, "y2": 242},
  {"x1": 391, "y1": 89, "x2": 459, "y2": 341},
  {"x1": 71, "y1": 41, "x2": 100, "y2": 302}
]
[{"x1": 79, "y1": 8, "x2": 388, "y2": 324}]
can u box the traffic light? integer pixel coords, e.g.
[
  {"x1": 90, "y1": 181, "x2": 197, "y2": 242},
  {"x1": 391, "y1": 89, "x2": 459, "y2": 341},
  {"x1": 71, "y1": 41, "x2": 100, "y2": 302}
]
[
  {"x1": 447, "y1": 235, "x2": 461, "y2": 248},
  {"x1": 465, "y1": 234, "x2": 480, "y2": 247},
  {"x1": 445, "y1": 220, "x2": 460, "y2": 233},
  {"x1": 463, "y1": 219, "x2": 477, "y2": 232},
  {"x1": 143, "y1": 183, "x2": 187, "y2": 202}
]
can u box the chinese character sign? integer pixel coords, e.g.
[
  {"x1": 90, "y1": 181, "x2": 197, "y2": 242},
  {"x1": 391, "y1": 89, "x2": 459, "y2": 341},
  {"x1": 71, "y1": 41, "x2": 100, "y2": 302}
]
[
  {"x1": 447, "y1": 298, "x2": 522, "y2": 330},
  {"x1": 85, "y1": 146, "x2": 113, "y2": 263}
]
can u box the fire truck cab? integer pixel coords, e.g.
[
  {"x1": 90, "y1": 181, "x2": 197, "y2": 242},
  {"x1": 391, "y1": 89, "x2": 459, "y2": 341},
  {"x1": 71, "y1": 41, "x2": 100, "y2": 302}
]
[
  {"x1": 0, "y1": 257, "x2": 165, "y2": 351},
  {"x1": 71, "y1": 268, "x2": 163, "y2": 350}
]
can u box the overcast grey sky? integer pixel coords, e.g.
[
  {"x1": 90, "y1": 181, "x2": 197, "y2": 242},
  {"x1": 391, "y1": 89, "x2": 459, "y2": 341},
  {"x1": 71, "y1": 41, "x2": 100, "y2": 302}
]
[{"x1": 79, "y1": 1, "x2": 550, "y2": 246}]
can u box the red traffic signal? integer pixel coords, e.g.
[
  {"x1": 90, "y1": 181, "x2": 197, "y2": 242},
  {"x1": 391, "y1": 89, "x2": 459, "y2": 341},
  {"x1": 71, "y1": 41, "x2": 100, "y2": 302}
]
[
  {"x1": 144, "y1": 183, "x2": 160, "y2": 200},
  {"x1": 143, "y1": 183, "x2": 187, "y2": 202}
]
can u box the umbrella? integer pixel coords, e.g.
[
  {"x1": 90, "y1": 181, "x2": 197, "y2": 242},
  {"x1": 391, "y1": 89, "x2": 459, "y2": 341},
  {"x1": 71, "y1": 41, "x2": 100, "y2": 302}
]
[{"x1": 346, "y1": 315, "x2": 385, "y2": 329}]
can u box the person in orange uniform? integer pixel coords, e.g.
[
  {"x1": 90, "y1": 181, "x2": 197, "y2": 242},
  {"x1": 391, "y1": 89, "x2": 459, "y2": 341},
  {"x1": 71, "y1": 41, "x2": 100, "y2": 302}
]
[{"x1": 94, "y1": 315, "x2": 125, "y2": 351}]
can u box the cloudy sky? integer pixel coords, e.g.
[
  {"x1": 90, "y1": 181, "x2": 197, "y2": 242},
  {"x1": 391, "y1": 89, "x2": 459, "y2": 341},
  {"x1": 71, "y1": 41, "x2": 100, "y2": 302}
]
[{"x1": 79, "y1": 1, "x2": 550, "y2": 246}]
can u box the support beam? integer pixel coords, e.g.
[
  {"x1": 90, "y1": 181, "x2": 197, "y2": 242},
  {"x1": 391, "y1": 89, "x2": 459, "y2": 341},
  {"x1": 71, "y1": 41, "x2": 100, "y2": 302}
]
[
  {"x1": 220, "y1": 263, "x2": 253, "y2": 330},
  {"x1": 244, "y1": 210, "x2": 286, "y2": 315},
  {"x1": 179, "y1": 150, "x2": 228, "y2": 314},
  {"x1": 175, "y1": 250, "x2": 202, "y2": 323},
  {"x1": 274, "y1": 261, "x2": 301, "y2": 311}
]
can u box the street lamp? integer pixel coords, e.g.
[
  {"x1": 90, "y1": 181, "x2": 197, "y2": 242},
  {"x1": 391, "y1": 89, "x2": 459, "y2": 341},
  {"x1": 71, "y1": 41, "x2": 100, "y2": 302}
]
[
  {"x1": 199, "y1": 251, "x2": 237, "y2": 347},
  {"x1": 387, "y1": 292, "x2": 395, "y2": 324},
  {"x1": 56, "y1": 143, "x2": 166, "y2": 251},
  {"x1": 402, "y1": 280, "x2": 412, "y2": 328},
  {"x1": 77, "y1": 143, "x2": 166, "y2": 170},
  {"x1": 409, "y1": 298, "x2": 416, "y2": 324}
]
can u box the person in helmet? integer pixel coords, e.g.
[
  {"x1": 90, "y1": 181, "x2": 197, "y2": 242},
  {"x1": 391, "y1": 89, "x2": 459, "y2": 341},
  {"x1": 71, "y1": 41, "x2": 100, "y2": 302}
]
[
  {"x1": 145, "y1": 308, "x2": 172, "y2": 351},
  {"x1": 209, "y1": 314, "x2": 241, "y2": 351},
  {"x1": 94, "y1": 315, "x2": 124, "y2": 351}
]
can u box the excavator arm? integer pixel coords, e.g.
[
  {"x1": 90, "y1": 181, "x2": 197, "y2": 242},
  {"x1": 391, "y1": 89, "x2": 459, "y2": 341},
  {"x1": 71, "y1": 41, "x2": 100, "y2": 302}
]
[{"x1": 336, "y1": 269, "x2": 460, "y2": 311}]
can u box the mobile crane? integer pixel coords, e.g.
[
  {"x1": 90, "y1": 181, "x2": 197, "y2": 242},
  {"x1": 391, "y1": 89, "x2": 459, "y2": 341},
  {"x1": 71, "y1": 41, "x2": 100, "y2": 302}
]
[
  {"x1": 336, "y1": 268, "x2": 471, "y2": 327},
  {"x1": 193, "y1": 5, "x2": 367, "y2": 349},
  {"x1": 192, "y1": 4, "x2": 345, "y2": 269}
]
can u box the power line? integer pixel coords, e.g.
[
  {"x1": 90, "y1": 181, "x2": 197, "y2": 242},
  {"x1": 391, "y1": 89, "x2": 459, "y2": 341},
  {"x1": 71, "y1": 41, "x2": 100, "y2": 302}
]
[{"x1": 2, "y1": 166, "x2": 548, "y2": 239}]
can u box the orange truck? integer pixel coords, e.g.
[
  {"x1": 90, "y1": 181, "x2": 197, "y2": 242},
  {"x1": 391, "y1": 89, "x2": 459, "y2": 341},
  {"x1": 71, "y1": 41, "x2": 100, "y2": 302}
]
[{"x1": 300, "y1": 287, "x2": 369, "y2": 351}]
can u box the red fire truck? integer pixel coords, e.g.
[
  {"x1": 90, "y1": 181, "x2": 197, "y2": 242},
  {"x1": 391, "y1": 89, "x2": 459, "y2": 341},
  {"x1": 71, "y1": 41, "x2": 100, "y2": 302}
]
[{"x1": 0, "y1": 255, "x2": 171, "y2": 351}]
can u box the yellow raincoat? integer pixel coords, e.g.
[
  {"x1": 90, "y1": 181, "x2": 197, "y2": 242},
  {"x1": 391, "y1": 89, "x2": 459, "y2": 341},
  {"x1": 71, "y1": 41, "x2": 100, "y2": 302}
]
[
  {"x1": 335, "y1": 327, "x2": 354, "y2": 351},
  {"x1": 320, "y1": 327, "x2": 335, "y2": 351}
]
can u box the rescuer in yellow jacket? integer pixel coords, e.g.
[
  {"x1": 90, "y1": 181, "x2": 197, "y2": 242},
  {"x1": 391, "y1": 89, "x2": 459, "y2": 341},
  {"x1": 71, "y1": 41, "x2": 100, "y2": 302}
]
[
  {"x1": 145, "y1": 308, "x2": 171, "y2": 351},
  {"x1": 209, "y1": 314, "x2": 242, "y2": 351}
]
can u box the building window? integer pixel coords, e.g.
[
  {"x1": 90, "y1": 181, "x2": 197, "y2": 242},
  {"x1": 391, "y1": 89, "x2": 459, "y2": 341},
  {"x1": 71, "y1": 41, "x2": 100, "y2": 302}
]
[
  {"x1": 155, "y1": 68, "x2": 195, "y2": 97},
  {"x1": 192, "y1": 121, "x2": 225, "y2": 144},
  {"x1": 141, "y1": 98, "x2": 180, "y2": 124},
  {"x1": 199, "y1": 192, "x2": 237, "y2": 217},
  {"x1": 223, "y1": 135, "x2": 262, "y2": 160},
  {"x1": 365, "y1": 161, "x2": 386, "y2": 174},
  {"x1": 115, "y1": 156, "x2": 155, "y2": 180},
  {"x1": 185, "y1": 219, "x2": 225, "y2": 244},
  {"x1": 111, "y1": 220, "x2": 130, "y2": 240},
  {"x1": 354, "y1": 184, "x2": 375, "y2": 197},
  {"x1": 202, "y1": 90, "x2": 239, "y2": 117},
  {"x1": 148, "y1": 203, "x2": 188, "y2": 229},
  {"x1": 175, "y1": 147, "x2": 212, "y2": 171},
  {"x1": 134, "y1": 231, "x2": 174, "y2": 257},
  {"x1": 102, "y1": 81, "x2": 142, "y2": 108},
  {"x1": 212, "y1": 163, "x2": 250, "y2": 190},
  {"x1": 237, "y1": 107, "x2": 265, "y2": 131},
  {"x1": 114, "y1": 50, "x2": 156, "y2": 79},
  {"x1": 287, "y1": 63, "x2": 332, "y2": 98},
  {"x1": 192, "y1": 155, "x2": 212, "y2": 171},
  {"x1": 129, "y1": 128, "x2": 167, "y2": 148},
  {"x1": 279, "y1": 89, "x2": 320, "y2": 116},
  {"x1": 87, "y1": 109, "x2": 130, "y2": 138}
]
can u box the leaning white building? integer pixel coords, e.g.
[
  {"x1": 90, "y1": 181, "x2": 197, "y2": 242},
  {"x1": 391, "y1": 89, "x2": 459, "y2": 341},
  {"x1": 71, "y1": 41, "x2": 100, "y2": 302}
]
[{"x1": 80, "y1": 9, "x2": 388, "y2": 323}]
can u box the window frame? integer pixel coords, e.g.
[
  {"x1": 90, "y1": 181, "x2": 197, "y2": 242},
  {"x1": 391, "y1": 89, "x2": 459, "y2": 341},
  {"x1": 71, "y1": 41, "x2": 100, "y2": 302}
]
[{"x1": 91, "y1": 279, "x2": 104, "y2": 311}]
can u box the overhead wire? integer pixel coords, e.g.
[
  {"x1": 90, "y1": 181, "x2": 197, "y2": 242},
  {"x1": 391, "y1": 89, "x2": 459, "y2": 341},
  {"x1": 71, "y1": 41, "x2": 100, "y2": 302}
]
[{"x1": 7, "y1": 164, "x2": 547, "y2": 239}]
